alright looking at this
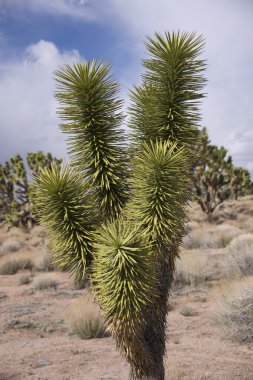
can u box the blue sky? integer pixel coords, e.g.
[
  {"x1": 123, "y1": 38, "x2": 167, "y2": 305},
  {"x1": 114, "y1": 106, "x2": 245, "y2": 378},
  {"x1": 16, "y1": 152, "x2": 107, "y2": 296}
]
[{"x1": 0, "y1": 0, "x2": 253, "y2": 175}]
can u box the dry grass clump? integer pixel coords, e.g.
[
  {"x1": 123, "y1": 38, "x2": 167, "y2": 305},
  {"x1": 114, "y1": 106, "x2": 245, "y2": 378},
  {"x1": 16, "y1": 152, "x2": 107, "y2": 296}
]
[
  {"x1": 226, "y1": 234, "x2": 253, "y2": 276},
  {"x1": 30, "y1": 225, "x2": 47, "y2": 238},
  {"x1": 65, "y1": 295, "x2": 106, "y2": 339},
  {"x1": 207, "y1": 224, "x2": 242, "y2": 248},
  {"x1": 179, "y1": 305, "x2": 199, "y2": 317},
  {"x1": 183, "y1": 228, "x2": 208, "y2": 249},
  {"x1": 213, "y1": 277, "x2": 253, "y2": 343},
  {"x1": 19, "y1": 274, "x2": 31, "y2": 285},
  {"x1": 184, "y1": 224, "x2": 242, "y2": 249},
  {"x1": 0, "y1": 238, "x2": 21, "y2": 256},
  {"x1": 0, "y1": 256, "x2": 34, "y2": 275},
  {"x1": 227, "y1": 233, "x2": 253, "y2": 254},
  {"x1": 33, "y1": 273, "x2": 59, "y2": 290},
  {"x1": 35, "y1": 254, "x2": 56, "y2": 272},
  {"x1": 174, "y1": 251, "x2": 210, "y2": 288}
]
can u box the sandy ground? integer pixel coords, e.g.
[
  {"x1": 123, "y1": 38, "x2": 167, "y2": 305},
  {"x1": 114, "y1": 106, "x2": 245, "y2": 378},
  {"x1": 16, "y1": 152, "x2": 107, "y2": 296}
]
[
  {"x1": 1, "y1": 272, "x2": 253, "y2": 380},
  {"x1": 1, "y1": 196, "x2": 253, "y2": 380}
]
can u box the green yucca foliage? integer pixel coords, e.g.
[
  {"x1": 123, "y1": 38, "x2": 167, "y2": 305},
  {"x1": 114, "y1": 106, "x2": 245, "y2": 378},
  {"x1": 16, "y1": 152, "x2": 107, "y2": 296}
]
[
  {"x1": 31, "y1": 163, "x2": 98, "y2": 281},
  {"x1": 129, "y1": 140, "x2": 191, "y2": 245},
  {"x1": 93, "y1": 220, "x2": 157, "y2": 377},
  {"x1": 93, "y1": 220, "x2": 155, "y2": 324},
  {"x1": 54, "y1": 61, "x2": 129, "y2": 221},
  {"x1": 129, "y1": 31, "x2": 206, "y2": 151},
  {"x1": 32, "y1": 31, "x2": 206, "y2": 380}
]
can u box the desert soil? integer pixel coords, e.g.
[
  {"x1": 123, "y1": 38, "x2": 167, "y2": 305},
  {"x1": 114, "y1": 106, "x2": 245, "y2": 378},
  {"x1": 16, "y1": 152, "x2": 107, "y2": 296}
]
[
  {"x1": 1, "y1": 197, "x2": 253, "y2": 380},
  {"x1": 1, "y1": 274, "x2": 253, "y2": 380}
]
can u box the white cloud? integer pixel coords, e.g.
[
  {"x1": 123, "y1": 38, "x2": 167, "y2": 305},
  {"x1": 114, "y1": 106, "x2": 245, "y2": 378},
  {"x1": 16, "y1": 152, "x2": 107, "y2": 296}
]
[
  {"x1": 96, "y1": 0, "x2": 253, "y2": 175},
  {"x1": 0, "y1": 40, "x2": 81, "y2": 162},
  {"x1": 2, "y1": 0, "x2": 94, "y2": 20}
]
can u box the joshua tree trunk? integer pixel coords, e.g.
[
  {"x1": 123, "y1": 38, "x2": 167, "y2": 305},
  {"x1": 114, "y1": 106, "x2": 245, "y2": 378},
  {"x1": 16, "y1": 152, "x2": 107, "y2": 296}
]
[{"x1": 129, "y1": 250, "x2": 177, "y2": 380}]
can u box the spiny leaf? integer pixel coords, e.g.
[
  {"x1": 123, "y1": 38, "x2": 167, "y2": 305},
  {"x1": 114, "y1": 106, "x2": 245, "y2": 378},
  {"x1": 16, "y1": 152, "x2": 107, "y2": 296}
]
[
  {"x1": 128, "y1": 139, "x2": 191, "y2": 249},
  {"x1": 31, "y1": 163, "x2": 98, "y2": 282},
  {"x1": 129, "y1": 31, "x2": 206, "y2": 152},
  {"x1": 54, "y1": 60, "x2": 129, "y2": 221},
  {"x1": 92, "y1": 219, "x2": 156, "y2": 325}
]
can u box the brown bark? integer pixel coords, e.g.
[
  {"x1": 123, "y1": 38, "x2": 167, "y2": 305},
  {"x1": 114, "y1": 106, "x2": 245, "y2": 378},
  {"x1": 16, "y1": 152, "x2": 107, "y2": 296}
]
[{"x1": 128, "y1": 248, "x2": 176, "y2": 380}]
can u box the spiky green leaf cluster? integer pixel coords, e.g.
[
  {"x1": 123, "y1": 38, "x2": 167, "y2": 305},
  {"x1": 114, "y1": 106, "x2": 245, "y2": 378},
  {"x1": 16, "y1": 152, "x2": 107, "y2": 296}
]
[
  {"x1": 54, "y1": 61, "x2": 129, "y2": 220},
  {"x1": 129, "y1": 31, "x2": 206, "y2": 151},
  {"x1": 93, "y1": 220, "x2": 156, "y2": 325},
  {"x1": 31, "y1": 163, "x2": 98, "y2": 281},
  {"x1": 129, "y1": 140, "x2": 191, "y2": 248}
]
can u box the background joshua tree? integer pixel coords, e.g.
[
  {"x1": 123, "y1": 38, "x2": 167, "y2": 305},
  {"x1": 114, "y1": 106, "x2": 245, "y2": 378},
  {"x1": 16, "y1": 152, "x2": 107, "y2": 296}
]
[
  {"x1": 0, "y1": 151, "x2": 61, "y2": 228},
  {"x1": 230, "y1": 166, "x2": 252, "y2": 200},
  {"x1": 32, "y1": 32, "x2": 206, "y2": 380},
  {"x1": 193, "y1": 128, "x2": 252, "y2": 219},
  {"x1": 193, "y1": 129, "x2": 232, "y2": 217}
]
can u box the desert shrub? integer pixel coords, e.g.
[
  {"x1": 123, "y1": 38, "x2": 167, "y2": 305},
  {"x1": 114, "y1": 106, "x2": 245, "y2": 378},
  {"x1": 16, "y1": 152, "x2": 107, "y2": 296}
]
[
  {"x1": 207, "y1": 224, "x2": 242, "y2": 248},
  {"x1": 0, "y1": 238, "x2": 21, "y2": 256},
  {"x1": 29, "y1": 237, "x2": 41, "y2": 247},
  {"x1": 35, "y1": 255, "x2": 56, "y2": 272},
  {"x1": 174, "y1": 251, "x2": 210, "y2": 288},
  {"x1": 214, "y1": 278, "x2": 253, "y2": 343},
  {"x1": 183, "y1": 228, "x2": 206, "y2": 249},
  {"x1": 227, "y1": 233, "x2": 253, "y2": 254},
  {"x1": 33, "y1": 273, "x2": 59, "y2": 290},
  {"x1": 226, "y1": 234, "x2": 253, "y2": 276},
  {"x1": 65, "y1": 296, "x2": 106, "y2": 339},
  {"x1": 30, "y1": 225, "x2": 47, "y2": 238},
  {"x1": 179, "y1": 305, "x2": 199, "y2": 317},
  {"x1": 19, "y1": 274, "x2": 31, "y2": 285},
  {"x1": 0, "y1": 257, "x2": 33, "y2": 275},
  {"x1": 73, "y1": 276, "x2": 89, "y2": 290},
  {"x1": 184, "y1": 224, "x2": 242, "y2": 249}
]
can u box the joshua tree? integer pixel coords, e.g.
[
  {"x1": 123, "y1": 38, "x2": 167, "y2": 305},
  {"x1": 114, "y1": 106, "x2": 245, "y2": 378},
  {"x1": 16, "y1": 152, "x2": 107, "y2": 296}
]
[
  {"x1": 194, "y1": 128, "x2": 232, "y2": 217},
  {"x1": 32, "y1": 32, "x2": 206, "y2": 380},
  {"x1": 27, "y1": 150, "x2": 62, "y2": 177},
  {"x1": 193, "y1": 128, "x2": 252, "y2": 217},
  {"x1": 230, "y1": 166, "x2": 251, "y2": 199},
  {"x1": 0, "y1": 155, "x2": 31, "y2": 227},
  {"x1": 0, "y1": 151, "x2": 61, "y2": 228}
]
